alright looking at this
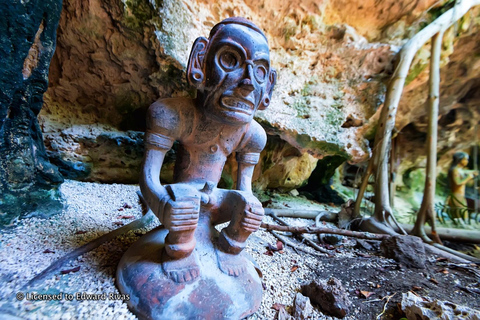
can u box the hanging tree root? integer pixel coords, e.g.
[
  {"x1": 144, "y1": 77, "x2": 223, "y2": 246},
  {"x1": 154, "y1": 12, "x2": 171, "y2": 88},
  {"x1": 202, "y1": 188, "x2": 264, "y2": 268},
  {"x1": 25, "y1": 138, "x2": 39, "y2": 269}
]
[{"x1": 23, "y1": 191, "x2": 156, "y2": 290}]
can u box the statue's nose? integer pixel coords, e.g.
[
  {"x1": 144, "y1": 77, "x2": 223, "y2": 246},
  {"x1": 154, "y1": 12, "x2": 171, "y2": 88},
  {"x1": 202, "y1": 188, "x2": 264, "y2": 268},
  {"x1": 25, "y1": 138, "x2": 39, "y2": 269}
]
[
  {"x1": 239, "y1": 78, "x2": 254, "y2": 91},
  {"x1": 238, "y1": 65, "x2": 255, "y2": 96}
]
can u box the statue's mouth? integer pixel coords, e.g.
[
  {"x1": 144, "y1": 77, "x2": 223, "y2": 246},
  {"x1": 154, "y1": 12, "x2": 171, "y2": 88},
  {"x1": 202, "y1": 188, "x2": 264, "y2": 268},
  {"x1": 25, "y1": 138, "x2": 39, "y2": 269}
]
[{"x1": 220, "y1": 96, "x2": 255, "y2": 115}]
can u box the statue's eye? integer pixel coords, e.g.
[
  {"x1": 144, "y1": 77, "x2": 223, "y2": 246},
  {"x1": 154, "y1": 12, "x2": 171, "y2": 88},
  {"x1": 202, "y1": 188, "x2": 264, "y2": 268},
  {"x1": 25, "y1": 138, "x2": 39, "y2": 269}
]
[
  {"x1": 219, "y1": 51, "x2": 239, "y2": 70},
  {"x1": 255, "y1": 65, "x2": 267, "y2": 83}
]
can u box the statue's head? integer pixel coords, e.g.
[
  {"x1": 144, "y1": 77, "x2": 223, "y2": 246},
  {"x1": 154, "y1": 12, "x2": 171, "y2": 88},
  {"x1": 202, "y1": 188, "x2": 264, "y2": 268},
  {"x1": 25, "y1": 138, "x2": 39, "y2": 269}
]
[
  {"x1": 187, "y1": 17, "x2": 277, "y2": 125},
  {"x1": 452, "y1": 151, "x2": 469, "y2": 167}
]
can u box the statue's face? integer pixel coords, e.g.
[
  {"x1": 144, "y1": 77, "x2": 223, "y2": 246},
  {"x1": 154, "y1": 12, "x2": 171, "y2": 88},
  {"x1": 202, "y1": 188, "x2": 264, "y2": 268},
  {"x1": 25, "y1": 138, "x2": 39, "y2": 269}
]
[
  {"x1": 202, "y1": 24, "x2": 271, "y2": 125},
  {"x1": 461, "y1": 157, "x2": 469, "y2": 167}
]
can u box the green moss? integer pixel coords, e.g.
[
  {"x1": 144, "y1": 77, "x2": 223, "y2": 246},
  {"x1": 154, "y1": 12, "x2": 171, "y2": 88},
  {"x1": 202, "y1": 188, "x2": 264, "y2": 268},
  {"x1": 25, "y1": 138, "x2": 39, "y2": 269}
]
[
  {"x1": 300, "y1": 79, "x2": 318, "y2": 96},
  {"x1": 282, "y1": 17, "x2": 297, "y2": 42},
  {"x1": 294, "y1": 134, "x2": 349, "y2": 159},
  {"x1": 324, "y1": 105, "x2": 344, "y2": 128},
  {"x1": 301, "y1": 15, "x2": 320, "y2": 31},
  {"x1": 292, "y1": 98, "x2": 309, "y2": 118},
  {"x1": 122, "y1": 0, "x2": 160, "y2": 32},
  {"x1": 405, "y1": 60, "x2": 428, "y2": 85}
]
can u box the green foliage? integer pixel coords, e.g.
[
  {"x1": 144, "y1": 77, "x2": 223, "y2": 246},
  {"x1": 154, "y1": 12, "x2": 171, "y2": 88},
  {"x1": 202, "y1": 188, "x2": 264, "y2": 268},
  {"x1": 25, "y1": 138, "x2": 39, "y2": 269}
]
[
  {"x1": 219, "y1": 171, "x2": 234, "y2": 190},
  {"x1": 407, "y1": 207, "x2": 419, "y2": 224},
  {"x1": 435, "y1": 199, "x2": 471, "y2": 225},
  {"x1": 421, "y1": 0, "x2": 457, "y2": 29}
]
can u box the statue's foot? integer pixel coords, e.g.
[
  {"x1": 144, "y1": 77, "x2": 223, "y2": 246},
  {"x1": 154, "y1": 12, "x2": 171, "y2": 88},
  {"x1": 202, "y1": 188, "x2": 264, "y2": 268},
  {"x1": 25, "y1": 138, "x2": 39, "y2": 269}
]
[
  {"x1": 215, "y1": 248, "x2": 248, "y2": 277},
  {"x1": 161, "y1": 250, "x2": 200, "y2": 283}
]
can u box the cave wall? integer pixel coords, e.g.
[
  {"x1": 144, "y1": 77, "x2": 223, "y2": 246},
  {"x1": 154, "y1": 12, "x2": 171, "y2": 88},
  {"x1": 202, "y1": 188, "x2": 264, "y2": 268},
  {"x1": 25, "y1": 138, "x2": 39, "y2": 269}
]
[
  {"x1": 0, "y1": 0, "x2": 64, "y2": 223},
  {"x1": 37, "y1": 0, "x2": 480, "y2": 189}
]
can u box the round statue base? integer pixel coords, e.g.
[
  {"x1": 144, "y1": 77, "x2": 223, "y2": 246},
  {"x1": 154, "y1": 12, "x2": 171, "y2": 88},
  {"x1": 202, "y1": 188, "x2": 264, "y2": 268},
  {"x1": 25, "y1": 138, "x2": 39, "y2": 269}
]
[{"x1": 116, "y1": 223, "x2": 262, "y2": 319}]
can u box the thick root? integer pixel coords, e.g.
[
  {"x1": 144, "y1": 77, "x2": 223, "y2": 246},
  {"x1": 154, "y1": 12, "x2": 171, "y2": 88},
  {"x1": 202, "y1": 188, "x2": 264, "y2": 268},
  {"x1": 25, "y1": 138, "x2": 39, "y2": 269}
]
[{"x1": 356, "y1": 216, "x2": 399, "y2": 236}]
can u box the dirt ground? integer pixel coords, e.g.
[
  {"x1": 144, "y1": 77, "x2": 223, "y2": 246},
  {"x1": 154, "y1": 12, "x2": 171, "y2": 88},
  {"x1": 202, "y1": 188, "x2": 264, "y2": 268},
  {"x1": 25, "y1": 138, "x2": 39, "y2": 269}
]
[
  {"x1": 299, "y1": 241, "x2": 480, "y2": 319},
  {"x1": 0, "y1": 180, "x2": 479, "y2": 319}
]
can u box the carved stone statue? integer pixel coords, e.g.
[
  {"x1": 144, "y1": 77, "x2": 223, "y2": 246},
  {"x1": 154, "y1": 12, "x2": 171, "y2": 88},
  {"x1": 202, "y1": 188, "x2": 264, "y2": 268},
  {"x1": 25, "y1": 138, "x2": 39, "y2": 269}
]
[
  {"x1": 447, "y1": 151, "x2": 478, "y2": 222},
  {"x1": 117, "y1": 17, "x2": 276, "y2": 319}
]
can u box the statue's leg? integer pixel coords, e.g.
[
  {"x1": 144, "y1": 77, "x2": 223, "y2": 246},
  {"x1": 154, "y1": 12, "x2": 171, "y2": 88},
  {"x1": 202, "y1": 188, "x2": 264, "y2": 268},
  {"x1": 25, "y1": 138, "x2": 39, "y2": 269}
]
[
  {"x1": 162, "y1": 224, "x2": 200, "y2": 283},
  {"x1": 212, "y1": 190, "x2": 264, "y2": 276},
  {"x1": 161, "y1": 197, "x2": 200, "y2": 283},
  {"x1": 164, "y1": 225, "x2": 196, "y2": 258},
  {"x1": 218, "y1": 191, "x2": 263, "y2": 254}
]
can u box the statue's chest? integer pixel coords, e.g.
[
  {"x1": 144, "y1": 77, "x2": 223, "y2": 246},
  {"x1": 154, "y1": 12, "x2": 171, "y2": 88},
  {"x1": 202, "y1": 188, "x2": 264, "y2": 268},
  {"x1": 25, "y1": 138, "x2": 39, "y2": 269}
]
[{"x1": 181, "y1": 125, "x2": 246, "y2": 159}]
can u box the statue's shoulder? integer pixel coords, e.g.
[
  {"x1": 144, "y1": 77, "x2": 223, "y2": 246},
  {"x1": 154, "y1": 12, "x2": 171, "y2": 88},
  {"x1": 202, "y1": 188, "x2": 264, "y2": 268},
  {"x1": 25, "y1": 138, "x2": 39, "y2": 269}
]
[
  {"x1": 146, "y1": 97, "x2": 195, "y2": 137},
  {"x1": 237, "y1": 120, "x2": 267, "y2": 153}
]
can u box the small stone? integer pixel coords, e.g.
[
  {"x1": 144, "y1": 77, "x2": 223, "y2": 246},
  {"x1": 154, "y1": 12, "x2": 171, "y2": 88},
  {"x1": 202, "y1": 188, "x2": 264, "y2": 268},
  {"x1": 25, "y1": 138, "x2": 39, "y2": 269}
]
[
  {"x1": 319, "y1": 234, "x2": 343, "y2": 245},
  {"x1": 355, "y1": 239, "x2": 374, "y2": 250},
  {"x1": 381, "y1": 235, "x2": 426, "y2": 269},
  {"x1": 301, "y1": 277, "x2": 351, "y2": 318},
  {"x1": 294, "y1": 292, "x2": 313, "y2": 319},
  {"x1": 289, "y1": 189, "x2": 299, "y2": 197}
]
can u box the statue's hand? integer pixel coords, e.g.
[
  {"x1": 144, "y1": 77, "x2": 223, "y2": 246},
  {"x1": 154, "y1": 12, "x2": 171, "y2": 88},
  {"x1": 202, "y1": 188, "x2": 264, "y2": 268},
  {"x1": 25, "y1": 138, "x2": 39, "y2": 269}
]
[
  {"x1": 239, "y1": 192, "x2": 264, "y2": 233},
  {"x1": 160, "y1": 184, "x2": 201, "y2": 232}
]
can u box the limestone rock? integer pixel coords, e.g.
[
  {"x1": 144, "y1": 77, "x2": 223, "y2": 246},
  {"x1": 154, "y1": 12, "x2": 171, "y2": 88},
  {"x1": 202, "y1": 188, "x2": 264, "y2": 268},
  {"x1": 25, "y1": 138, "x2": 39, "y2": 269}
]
[
  {"x1": 401, "y1": 291, "x2": 480, "y2": 320},
  {"x1": 32, "y1": 0, "x2": 480, "y2": 187},
  {"x1": 381, "y1": 235, "x2": 426, "y2": 269},
  {"x1": 301, "y1": 277, "x2": 351, "y2": 318}
]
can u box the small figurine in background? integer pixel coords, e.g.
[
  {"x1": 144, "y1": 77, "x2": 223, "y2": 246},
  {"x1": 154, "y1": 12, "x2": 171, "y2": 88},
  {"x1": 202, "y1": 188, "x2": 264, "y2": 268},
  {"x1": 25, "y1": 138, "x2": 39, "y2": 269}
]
[
  {"x1": 447, "y1": 151, "x2": 478, "y2": 222},
  {"x1": 117, "y1": 17, "x2": 276, "y2": 319}
]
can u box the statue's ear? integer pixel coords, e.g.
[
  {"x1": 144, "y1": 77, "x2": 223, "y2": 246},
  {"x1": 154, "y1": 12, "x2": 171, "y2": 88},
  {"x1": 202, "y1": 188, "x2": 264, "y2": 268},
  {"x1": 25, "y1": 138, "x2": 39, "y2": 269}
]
[
  {"x1": 258, "y1": 68, "x2": 277, "y2": 110},
  {"x1": 186, "y1": 37, "x2": 208, "y2": 90}
]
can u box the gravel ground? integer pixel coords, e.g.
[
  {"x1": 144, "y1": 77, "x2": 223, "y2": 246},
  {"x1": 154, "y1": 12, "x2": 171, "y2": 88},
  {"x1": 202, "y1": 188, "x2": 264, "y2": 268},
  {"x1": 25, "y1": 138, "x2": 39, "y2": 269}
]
[
  {"x1": 1, "y1": 180, "x2": 479, "y2": 320},
  {"x1": 0, "y1": 180, "x2": 343, "y2": 319}
]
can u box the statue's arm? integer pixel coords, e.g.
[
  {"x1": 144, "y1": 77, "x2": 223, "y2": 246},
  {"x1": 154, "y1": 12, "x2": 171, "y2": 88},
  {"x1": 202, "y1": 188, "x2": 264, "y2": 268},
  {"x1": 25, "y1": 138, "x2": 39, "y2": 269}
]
[
  {"x1": 235, "y1": 122, "x2": 267, "y2": 193},
  {"x1": 140, "y1": 101, "x2": 178, "y2": 221},
  {"x1": 452, "y1": 168, "x2": 476, "y2": 186}
]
